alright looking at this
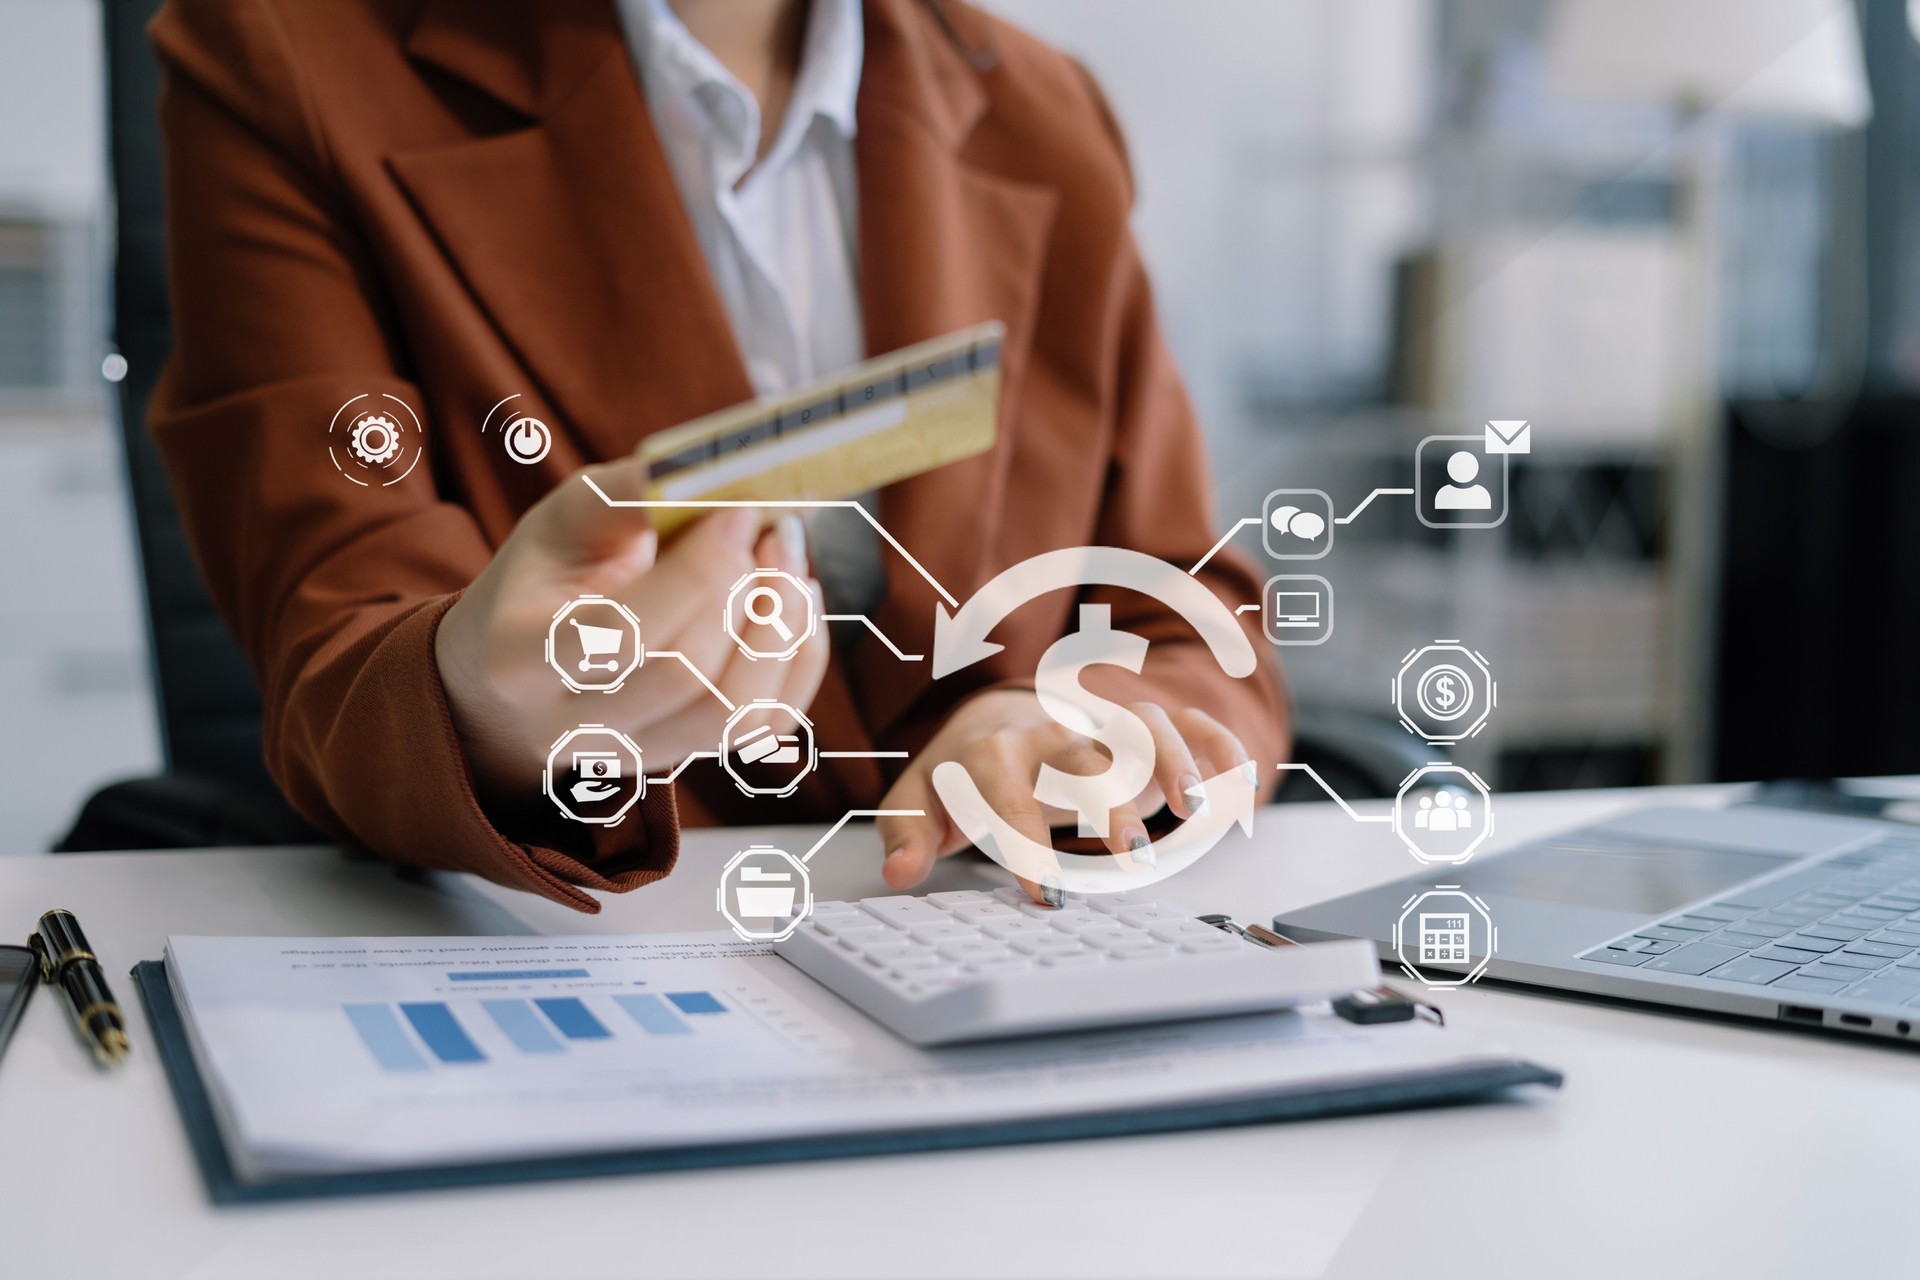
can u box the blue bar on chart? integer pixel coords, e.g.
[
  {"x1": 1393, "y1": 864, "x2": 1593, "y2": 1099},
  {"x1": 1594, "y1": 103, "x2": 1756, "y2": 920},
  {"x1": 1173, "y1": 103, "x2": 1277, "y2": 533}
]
[
  {"x1": 447, "y1": 968, "x2": 590, "y2": 982},
  {"x1": 482, "y1": 999, "x2": 564, "y2": 1054},
  {"x1": 615, "y1": 993, "x2": 691, "y2": 1036},
  {"x1": 400, "y1": 1002, "x2": 488, "y2": 1064},
  {"x1": 666, "y1": 991, "x2": 727, "y2": 1015},
  {"x1": 535, "y1": 997, "x2": 612, "y2": 1040},
  {"x1": 344, "y1": 1003, "x2": 430, "y2": 1072}
]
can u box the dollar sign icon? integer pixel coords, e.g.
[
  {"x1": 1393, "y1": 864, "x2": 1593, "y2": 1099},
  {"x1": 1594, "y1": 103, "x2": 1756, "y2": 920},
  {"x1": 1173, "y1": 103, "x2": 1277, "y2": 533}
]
[
  {"x1": 1030, "y1": 604, "x2": 1157, "y2": 838},
  {"x1": 1416, "y1": 664, "x2": 1473, "y2": 722}
]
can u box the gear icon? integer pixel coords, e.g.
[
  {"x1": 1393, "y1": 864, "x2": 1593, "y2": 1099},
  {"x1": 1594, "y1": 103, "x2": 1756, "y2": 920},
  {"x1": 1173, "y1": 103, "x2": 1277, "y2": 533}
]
[{"x1": 348, "y1": 414, "x2": 402, "y2": 466}]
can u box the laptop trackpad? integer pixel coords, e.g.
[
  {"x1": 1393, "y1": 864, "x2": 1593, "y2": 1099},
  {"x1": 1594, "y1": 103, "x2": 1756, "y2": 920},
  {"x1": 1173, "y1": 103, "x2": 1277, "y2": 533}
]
[{"x1": 1449, "y1": 837, "x2": 1795, "y2": 915}]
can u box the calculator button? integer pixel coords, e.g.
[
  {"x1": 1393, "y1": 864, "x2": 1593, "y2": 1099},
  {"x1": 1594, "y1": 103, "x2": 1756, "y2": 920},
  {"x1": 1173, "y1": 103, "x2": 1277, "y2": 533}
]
[
  {"x1": 980, "y1": 919, "x2": 1055, "y2": 941},
  {"x1": 1040, "y1": 951, "x2": 1104, "y2": 967},
  {"x1": 859, "y1": 897, "x2": 951, "y2": 928},
  {"x1": 811, "y1": 900, "x2": 863, "y2": 918},
  {"x1": 1179, "y1": 934, "x2": 1242, "y2": 954},
  {"x1": 1116, "y1": 907, "x2": 1184, "y2": 928},
  {"x1": 948, "y1": 903, "x2": 1023, "y2": 924},
  {"x1": 1080, "y1": 928, "x2": 1138, "y2": 950},
  {"x1": 1147, "y1": 920, "x2": 1223, "y2": 943},
  {"x1": 859, "y1": 943, "x2": 914, "y2": 964},
  {"x1": 1045, "y1": 914, "x2": 1111, "y2": 934},
  {"x1": 964, "y1": 958, "x2": 1033, "y2": 976},
  {"x1": 835, "y1": 928, "x2": 890, "y2": 950},
  {"x1": 1016, "y1": 899, "x2": 1092, "y2": 920},
  {"x1": 1087, "y1": 892, "x2": 1163, "y2": 915},
  {"x1": 937, "y1": 940, "x2": 1015, "y2": 963},
  {"x1": 926, "y1": 890, "x2": 994, "y2": 908},
  {"x1": 907, "y1": 922, "x2": 981, "y2": 945},
  {"x1": 1010, "y1": 936, "x2": 1087, "y2": 957},
  {"x1": 1111, "y1": 945, "x2": 1176, "y2": 961}
]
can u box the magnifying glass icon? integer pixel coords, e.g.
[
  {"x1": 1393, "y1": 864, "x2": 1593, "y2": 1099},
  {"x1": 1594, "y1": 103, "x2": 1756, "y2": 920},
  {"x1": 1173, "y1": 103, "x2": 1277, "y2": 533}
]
[{"x1": 743, "y1": 586, "x2": 795, "y2": 641}]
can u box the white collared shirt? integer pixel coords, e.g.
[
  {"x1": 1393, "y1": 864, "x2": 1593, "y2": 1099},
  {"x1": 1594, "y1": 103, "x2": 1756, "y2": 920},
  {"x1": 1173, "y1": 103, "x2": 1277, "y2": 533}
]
[
  {"x1": 619, "y1": 0, "x2": 866, "y2": 397},
  {"x1": 618, "y1": 0, "x2": 884, "y2": 618}
]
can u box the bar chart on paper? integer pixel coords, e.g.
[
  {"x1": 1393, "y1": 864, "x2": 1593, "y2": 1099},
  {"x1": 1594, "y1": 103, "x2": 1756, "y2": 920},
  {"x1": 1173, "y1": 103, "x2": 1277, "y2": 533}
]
[{"x1": 342, "y1": 988, "x2": 745, "y2": 1070}]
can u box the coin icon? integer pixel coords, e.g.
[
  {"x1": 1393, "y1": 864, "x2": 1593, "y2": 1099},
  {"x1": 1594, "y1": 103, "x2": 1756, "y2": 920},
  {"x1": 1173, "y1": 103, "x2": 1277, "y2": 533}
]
[{"x1": 1416, "y1": 664, "x2": 1473, "y2": 722}]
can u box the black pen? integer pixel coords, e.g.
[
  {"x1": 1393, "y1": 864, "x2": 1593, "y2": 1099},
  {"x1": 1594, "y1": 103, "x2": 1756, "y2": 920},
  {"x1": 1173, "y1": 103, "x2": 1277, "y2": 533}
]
[{"x1": 30, "y1": 909, "x2": 130, "y2": 1065}]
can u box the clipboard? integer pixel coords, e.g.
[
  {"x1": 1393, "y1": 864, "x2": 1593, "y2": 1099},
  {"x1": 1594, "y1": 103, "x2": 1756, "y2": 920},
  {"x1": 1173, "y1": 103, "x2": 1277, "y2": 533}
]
[{"x1": 133, "y1": 959, "x2": 1561, "y2": 1204}]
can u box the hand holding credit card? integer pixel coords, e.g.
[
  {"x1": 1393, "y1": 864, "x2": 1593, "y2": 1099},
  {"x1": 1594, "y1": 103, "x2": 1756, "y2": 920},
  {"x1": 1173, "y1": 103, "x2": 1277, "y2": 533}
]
[{"x1": 634, "y1": 323, "x2": 1003, "y2": 535}]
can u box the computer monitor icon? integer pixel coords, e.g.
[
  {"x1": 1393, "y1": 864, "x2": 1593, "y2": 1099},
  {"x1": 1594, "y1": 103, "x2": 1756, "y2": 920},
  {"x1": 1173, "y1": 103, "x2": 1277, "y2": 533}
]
[{"x1": 1272, "y1": 591, "x2": 1322, "y2": 627}]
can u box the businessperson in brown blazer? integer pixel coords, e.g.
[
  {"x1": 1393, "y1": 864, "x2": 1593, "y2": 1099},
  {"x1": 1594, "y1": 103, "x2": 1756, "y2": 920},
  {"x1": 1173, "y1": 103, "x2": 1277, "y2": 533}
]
[{"x1": 148, "y1": 0, "x2": 1287, "y2": 910}]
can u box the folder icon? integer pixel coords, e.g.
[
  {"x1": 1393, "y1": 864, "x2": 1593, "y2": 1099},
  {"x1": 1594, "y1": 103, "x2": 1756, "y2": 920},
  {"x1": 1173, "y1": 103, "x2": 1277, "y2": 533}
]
[{"x1": 1484, "y1": 420, "x2": 1531, "y2": 454}]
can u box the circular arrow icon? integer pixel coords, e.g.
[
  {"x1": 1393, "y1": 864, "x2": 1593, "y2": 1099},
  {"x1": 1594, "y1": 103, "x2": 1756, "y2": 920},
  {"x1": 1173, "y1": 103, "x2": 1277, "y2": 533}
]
[{"x1": 928, "y1": 546, "x2": 1262, "y2": 893}]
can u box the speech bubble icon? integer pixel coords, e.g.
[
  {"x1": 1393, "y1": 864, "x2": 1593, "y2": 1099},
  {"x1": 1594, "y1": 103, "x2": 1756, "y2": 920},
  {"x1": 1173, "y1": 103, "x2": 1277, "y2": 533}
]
[
  {"x1": 1270, "y1": 505, "x2": 1300, "y2": 533},
  {"x1": 1288, "y1": 511, "x2": 1326, "y2": 541}
]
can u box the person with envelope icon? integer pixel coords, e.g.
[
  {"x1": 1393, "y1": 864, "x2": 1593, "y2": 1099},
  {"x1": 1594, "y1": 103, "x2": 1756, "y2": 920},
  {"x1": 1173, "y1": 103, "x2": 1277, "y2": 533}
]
[{"x1": 1484, "y1": 420, "x2": 1532, "y2": 454}]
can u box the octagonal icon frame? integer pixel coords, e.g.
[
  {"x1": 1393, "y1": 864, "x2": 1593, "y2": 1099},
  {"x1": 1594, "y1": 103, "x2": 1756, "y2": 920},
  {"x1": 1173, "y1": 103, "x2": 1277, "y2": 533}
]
[
  {"x1": 720, "y1": 699, "x2": 818, "y2": 798},
  {"x1": 1393, "y1": 641, "x2": 1495, "y2": 744},
  {"x1": 716, "y1": 845, "x2": 812, "y2": 942},
  {"x1": 546, "y1": 594, "x2": 644, "y2": 694},
  {"x1": 725, "y1": 568, "x2": 818, "y2": 662},
  {"x1": 1393, "y1": 886, "x2": 1497, "y2": 989},
  {"x1": 544, "y1": 724, "x2": 646, "y2": 826},
  {"x1": 1392, "y1": 763, "x2": 1494, "y2": 865}
]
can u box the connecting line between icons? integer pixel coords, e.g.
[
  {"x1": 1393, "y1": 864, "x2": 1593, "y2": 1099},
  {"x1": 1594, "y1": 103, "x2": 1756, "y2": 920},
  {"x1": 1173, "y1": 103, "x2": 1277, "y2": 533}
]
[
  {"x1": 802, "y1": 809, "x2": 926, "y2": 863},
  {"x1": 1275, "y1": 763, "x2": 1396, "y2": 823},
  {"x1": 823, "y1": 614, "x2": 924, "y2": 661},
  {"x1": 647, "y1": 650, "x2": 736, "y2": 711},
  {"x1": 820, "y1": 751, "x2": 909, "y2": 759},
  {"x1": 1188, "y1": 517, "x2": 1261, "y2": 576},
  {"x1": 1334, "y1": 488, "x2": 1414, "y2": 525},
  {"x1": 645, "y1": 752, "x2": 718, "y2": 786},
  {"x1": 1236, "y1": 603, "x2": 1260, "y2": 615},
  {"x1": 580, "y1": 475, "x2": 959, "y2": 608}
]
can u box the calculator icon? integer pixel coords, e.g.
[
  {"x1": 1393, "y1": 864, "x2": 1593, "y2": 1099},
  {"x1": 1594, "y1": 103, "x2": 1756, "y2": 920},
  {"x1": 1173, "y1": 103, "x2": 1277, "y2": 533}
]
[{"x1": 1419, "y1": 913, "x2": 1471, "y2": 964}]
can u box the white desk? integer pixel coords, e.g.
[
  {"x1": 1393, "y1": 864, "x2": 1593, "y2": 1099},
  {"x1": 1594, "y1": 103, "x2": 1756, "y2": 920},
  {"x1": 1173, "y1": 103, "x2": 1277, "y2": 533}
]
[{"x1": 2, "y1": 785, "x2": 1912, "y2": 1279}]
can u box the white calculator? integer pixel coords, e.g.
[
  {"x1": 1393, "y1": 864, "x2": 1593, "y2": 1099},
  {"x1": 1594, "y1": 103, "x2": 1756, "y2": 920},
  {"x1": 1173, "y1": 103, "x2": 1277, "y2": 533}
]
[{"x1": 771, "y1": 887, "x2": 1380, "y2": 1046}]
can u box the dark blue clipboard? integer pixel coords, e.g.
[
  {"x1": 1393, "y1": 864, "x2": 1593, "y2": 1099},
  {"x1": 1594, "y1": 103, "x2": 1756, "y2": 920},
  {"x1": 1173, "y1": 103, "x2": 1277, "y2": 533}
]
[{"x1": 133, "y1": 959, "x2": 1562, "y2": 1204}]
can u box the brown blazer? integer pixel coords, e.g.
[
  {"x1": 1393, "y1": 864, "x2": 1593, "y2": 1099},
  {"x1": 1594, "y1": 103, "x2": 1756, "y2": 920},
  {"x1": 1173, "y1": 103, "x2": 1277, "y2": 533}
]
[{"x1": 148, "y1": 0, "x2": 1289, "y2": 910}]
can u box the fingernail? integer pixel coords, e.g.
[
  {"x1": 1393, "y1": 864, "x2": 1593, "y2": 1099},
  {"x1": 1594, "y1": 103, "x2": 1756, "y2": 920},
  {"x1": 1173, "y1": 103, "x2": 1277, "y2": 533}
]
[
  {"x1": 1240, "y1": 761, "x2": 1260, "y2": 787},
  {"x1": 776, "y1": 513, "x2": 807, "y2": 567},
  {"x1": 1128, "y1": 832, "x2": 1156, "y2": 868},
  {"x1": 1041, "y1": 876, "x2": 1064, "y2": 908},
  {"x1": 883, "y1": 845, "x2": 909, "y2": 865},
  {"x1": 1178, "y1": 773, "x2": 1206, "y2": 816}
]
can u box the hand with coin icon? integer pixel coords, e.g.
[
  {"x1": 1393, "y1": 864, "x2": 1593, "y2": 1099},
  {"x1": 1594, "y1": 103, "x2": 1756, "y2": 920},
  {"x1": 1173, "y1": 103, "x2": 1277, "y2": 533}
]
[{"x1": 435, "y1": 457, "x2": 829, "y2": 813}]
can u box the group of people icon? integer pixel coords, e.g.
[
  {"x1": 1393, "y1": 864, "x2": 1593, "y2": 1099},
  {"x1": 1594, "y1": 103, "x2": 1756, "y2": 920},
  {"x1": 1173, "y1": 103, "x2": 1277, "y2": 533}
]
[{"x1": 1413, "y1": 789, "x2": 1476, "y2": 832}]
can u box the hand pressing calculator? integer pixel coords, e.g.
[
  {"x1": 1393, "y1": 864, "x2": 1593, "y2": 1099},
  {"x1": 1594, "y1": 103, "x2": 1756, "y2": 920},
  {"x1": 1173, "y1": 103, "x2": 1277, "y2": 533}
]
[{"x1": 771, "y1": 887, "x2": 1380, "y2": 1045}]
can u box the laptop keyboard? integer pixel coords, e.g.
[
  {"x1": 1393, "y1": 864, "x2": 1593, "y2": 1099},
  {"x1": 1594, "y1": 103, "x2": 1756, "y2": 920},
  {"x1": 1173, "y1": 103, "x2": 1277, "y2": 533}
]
[{"x1": 1580, "y1": 836, "x2": 1920, "y2": 1006}]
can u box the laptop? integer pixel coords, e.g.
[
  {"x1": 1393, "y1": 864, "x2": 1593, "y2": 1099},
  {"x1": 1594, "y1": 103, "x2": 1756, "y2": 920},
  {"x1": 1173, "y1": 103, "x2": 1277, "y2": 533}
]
[{"x1": 1274, "y1": 803, "x2": 1920, "y2": 1044}]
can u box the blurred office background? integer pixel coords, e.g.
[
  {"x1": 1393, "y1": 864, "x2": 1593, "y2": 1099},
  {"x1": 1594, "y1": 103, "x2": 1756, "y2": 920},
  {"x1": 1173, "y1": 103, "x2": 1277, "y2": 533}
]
[{"x1": 0, "y1": 0, "x2": 1913, "y2": 851}]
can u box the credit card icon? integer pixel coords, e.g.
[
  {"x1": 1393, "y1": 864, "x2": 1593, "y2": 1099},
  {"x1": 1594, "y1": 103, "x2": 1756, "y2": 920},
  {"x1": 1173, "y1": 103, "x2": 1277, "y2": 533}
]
[{"x1": 732, "y1": 724, "x2": 802, "y2": 766}]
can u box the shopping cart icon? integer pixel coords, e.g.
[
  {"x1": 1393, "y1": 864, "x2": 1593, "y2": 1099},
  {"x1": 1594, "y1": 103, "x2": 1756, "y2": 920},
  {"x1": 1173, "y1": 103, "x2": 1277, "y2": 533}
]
[
  {"x1": 733, "y1": 866, "x2": 797, "y2": 918},
  {"x1": 568, "y1": 617, "x2": 626, "y2": 672}
]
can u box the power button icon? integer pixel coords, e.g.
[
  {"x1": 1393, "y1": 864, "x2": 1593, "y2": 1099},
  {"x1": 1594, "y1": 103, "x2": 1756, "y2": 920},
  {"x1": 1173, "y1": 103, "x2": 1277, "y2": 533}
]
[{"x1": 504, "y1": 415, "x2": 551, "y2": 465}]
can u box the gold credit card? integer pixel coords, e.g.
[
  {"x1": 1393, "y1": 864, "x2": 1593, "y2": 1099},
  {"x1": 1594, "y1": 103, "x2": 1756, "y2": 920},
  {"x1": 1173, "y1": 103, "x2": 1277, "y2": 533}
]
[{"x1": 636, "y1": 322, "x2": 1002, "y2": 535}]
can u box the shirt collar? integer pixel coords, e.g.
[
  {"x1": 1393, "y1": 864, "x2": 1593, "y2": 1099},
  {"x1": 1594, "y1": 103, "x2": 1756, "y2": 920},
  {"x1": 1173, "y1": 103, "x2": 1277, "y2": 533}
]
[{"x1": 622, "y1": 0, "x2": 862, "y2": 150}]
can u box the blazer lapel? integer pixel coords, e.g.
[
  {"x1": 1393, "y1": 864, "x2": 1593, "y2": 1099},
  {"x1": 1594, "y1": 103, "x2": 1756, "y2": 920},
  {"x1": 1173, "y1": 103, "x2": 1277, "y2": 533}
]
[
  {"x1": 390, "y1": 0, "x2": 753, "y2": 463},
  {"x1": 850, "y1": 0, "x2": 1057, "y2": 739}
]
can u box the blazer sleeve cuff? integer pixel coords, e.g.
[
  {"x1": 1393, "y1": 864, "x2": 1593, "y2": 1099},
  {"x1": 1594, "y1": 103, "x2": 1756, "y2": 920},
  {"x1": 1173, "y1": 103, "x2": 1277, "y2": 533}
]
[{"x1": 295, "y1": 594, "x2": 681, "y2": 913}]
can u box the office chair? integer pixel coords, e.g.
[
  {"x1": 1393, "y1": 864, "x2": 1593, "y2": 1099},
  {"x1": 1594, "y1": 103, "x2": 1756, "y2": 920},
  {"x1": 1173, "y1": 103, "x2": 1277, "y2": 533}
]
[
  {"x1": 59, "y1": 0, "x2": 1430, "y2": 851},
  {"x1": 57, "y1": 0, "x2": 317, "y2": 850}
]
